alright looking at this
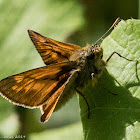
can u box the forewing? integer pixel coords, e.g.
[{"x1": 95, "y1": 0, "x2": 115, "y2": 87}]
[
  {"x1": 28, "y1": 30, "x2": 81, "y2": 65},
  {"x1": 0, "y1": 62, "x2": 75, "y2": 108}
]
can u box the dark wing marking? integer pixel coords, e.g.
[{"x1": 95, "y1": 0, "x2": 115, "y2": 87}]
[{"x1": 28, "y1": 30, "x2": 81, "y2": 65}]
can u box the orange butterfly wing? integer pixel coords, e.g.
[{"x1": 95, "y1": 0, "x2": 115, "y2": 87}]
[
  {"x1": 0, "y1": 62, "x2": 76, "y2": 122},
  {"x1": 28, "y1": 30, "x2": 81, "y2": 65},
  {"x1": 0, "y1": 30, "x2": 81, "y2": 122}
]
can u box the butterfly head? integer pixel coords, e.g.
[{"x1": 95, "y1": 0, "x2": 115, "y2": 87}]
[
  {"x1": 86, "y1": 44, "x2": 103, "y2": 61},
  {"x1": 85, "y1": 44, "x2": 106, "y2": 76}
]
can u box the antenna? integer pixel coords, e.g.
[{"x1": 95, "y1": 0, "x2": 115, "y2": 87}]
[{"x1": 94, "y1": 17, "x2": 120, "y2": 45}]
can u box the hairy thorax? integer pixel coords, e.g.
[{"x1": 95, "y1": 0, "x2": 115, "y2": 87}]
[{"x1": 55, "y1": 44, "x2": 107, "y2": 111}]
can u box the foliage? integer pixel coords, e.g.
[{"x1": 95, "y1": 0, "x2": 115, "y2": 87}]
[
  {"x1": 29, "y1": 123, "x2": 83, "y2": 140},
  {"x1": 79, "y1": 19, "x2": 140, "y2": 140}
]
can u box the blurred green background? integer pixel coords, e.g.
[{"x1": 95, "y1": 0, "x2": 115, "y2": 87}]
[{"x1": 0, "y1": 0, "x2": 139, "y2": 140}]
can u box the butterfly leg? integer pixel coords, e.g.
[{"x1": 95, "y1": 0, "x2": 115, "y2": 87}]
[
  {"x1": 106, "y1": 51, "x2": 138, "y2": 63},
  {"x1": 75, "y1": 88, "x2": 90, "y2": 119}
]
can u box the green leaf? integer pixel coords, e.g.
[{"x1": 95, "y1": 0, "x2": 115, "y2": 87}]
[
  {"x1": 29, "y1": 123, "x2": 83, "y2": 140},
  {"x1": 79, "y1": 19, "x2": 140, "y2": 140}
]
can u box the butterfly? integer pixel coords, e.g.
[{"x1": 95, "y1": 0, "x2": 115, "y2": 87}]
[{"x1": 0, "y1": 18, "x2": 136, "y2": 122}]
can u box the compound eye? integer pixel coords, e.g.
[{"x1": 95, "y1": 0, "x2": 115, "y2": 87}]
[{"x1": 86, "y1": 52, "x2": 95, "y2": 60}]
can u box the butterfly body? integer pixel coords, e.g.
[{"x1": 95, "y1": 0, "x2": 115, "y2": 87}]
[
  {"x1": 53, "y1": 44, "x2": 107, "y2": 112},
  {"x1": 0, "y1": 30, "x2": 106, "y2": 122}
]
